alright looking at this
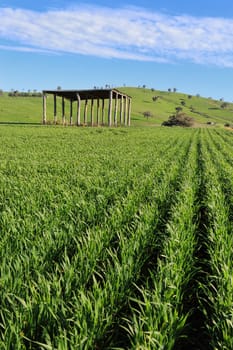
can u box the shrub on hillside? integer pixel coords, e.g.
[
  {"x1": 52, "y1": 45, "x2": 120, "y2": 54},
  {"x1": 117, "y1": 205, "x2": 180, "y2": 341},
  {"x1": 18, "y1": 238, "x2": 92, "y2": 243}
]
[
  {"x1": 162, "y1": 113, "x2": 194, "y2": 127},
  {"x1": 142, "y1": 111, "x2": 153, "y2": 119}
]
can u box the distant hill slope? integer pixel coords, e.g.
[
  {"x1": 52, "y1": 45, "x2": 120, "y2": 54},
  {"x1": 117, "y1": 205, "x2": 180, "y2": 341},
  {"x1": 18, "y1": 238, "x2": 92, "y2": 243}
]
[
  {"x1": 0, "y1": 87, "x2": 233, "y2": 126},
  {"x1": 119, "y1": 87, "x2": 233, "y2": 127}
]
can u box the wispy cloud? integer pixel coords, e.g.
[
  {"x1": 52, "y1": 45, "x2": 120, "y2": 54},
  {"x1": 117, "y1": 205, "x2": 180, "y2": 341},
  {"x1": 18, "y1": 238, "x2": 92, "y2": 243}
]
[{"x1": 1, "y1": 5, "x2": 233, "y2": 66}]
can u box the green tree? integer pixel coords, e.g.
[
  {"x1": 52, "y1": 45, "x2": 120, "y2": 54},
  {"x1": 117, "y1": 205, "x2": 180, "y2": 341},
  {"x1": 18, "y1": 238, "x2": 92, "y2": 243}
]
[
  {"x1": 143, "y1": 111, "x2": 153, "y2": 119},
  {"x1": 162, "y1": 112, "x2": 193, "y2": 127},
  {"x1": 221, "y1": 102, "x2": 228, "y2": 109},
  {"x1": 175, "y1": 106, "x2": 183, "y2": 114}
]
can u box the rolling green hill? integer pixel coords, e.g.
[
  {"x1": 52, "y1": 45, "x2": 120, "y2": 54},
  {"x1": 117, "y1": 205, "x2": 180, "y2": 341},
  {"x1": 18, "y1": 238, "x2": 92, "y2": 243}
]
[
  {"x1": 0, "y1": 87, "x2": 233, "y2": 126},
  {"x1": 120, "y1": 87, "x2": 233, "y2": 127}
]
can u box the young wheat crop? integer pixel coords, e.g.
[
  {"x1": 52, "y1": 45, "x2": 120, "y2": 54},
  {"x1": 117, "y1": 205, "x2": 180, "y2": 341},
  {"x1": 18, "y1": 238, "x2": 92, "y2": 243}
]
[{"x1": 0, "y1": 126, "x2": 232, "y2": 349}]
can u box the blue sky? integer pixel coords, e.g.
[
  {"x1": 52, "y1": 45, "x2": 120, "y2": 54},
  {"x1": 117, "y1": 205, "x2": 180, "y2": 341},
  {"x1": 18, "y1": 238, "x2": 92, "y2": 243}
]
[{"x1": 1, "y1": 0, "x2": 233, "y2": 101}]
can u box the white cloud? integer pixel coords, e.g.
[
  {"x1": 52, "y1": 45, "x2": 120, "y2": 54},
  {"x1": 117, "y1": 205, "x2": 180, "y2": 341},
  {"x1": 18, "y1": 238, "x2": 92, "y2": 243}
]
[{"x1": 1, "y1": 5, "x2": 233, "y2": 66}]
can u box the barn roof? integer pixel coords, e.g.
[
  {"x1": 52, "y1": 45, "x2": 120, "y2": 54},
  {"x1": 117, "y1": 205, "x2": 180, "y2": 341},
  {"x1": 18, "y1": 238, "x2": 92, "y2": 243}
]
[{"x1": 42, "y1": 88, "x2": 131, "y2": 101}]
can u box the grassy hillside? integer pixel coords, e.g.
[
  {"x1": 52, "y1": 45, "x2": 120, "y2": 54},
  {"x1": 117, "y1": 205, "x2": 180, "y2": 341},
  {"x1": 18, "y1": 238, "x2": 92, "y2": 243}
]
[
  {"x1": 120, "y1": 87, "x2": 233, "y2": 127},
  {"x1": 0, "y1": 93, "x2": 42, "y2": 124},
  {"x1": 0, "y1": 87, "x2": 233, "y2": 126}
]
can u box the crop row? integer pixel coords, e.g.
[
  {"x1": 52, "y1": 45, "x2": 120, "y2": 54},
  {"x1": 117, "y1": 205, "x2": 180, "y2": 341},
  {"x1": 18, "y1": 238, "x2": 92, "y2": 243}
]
[{"x1": 199, "y1": 129, "x2": 233, "y2": 350}]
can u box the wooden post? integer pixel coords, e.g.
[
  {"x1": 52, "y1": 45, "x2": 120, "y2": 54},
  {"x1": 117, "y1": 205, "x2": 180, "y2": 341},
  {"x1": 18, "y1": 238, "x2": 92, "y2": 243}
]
[
  {"x1": 114, "y1": 92, "x2": 118, "y2": 127},
  {"x1": 91, "y1": 99, "x2": 94, "y2": 126},
  {"x1": 108, "y1": 90, "x2": 113, "y2": 127},
  {"x1": 76, "y1": 93, "x2": 81, "y2": 126},
  {"x1": 102, "y1": 99, "x2": 105, "y2": 125},
  {"x1": 62, "y1": 96, "x2": 65, "y2": 125},
  {"x1": 53, "y1": 94, "x2": 57, "y2": 124},
  {"x1": 70, "y1": 100, "x2": 73, "y2": 125},
  {"x1": 124, "y1": 96, "x2": 128, "y2": 126},
  {"x1": 128, "y1": 97, "x2": 131, "y2": 126},
  {"x1": 120, "y1": 95, "x2": 123, "y2": 125},
  {"x1": 97, "y1": 99, "x2": 100, "y2": 126},
  {"x1": 84, "y1": 99, "x2": 88, "y2": 125},
  {"x1": 42, "y1": 93, "x2": 47, "y2": 124}
]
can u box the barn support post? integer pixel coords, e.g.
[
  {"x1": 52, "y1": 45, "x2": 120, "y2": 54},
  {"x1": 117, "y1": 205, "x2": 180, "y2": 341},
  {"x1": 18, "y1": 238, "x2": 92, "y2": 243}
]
[
  {"x1": 120, "y1": 95, "x2": 123, "y2": 125},
  {"x1": 53, "y1": 94, "x2": 57, "y2": 124},
  {"x1": 70, "y1": 100, "x2": 73, "y2": 125},
  {"x1": 76, "y1": 93, "x2": 81, "y2": 126},
  {"x1": 114, "y1": 92, "x2": 118, "y2": 126},
  {"x1": 97, "y1": 99, "x2": 100, "y2": 126},
  {"x1": 84, "y1": 99, "x2": 88, "y2": 125},
  {"x1": 42, "y1": 93, "x2": 47, "y2": 124},
  {"x1": 127, "y1": 97, "x2": 131, "y2": 126},
  {"x1": 108, "y1": 90, "x2": 113, "y2": 127},
  {"x1": 91, "y1": 99, "x2": 94, "y2": 126},
  {"x1": 124, "y1": 96, "x2": 128, "y2": 126},
  {"x1": 102, "y1": 99, "x2": 105, "y2": 125},
  {"x1": 62, "y1": 96, "x2": 65, "y2": 125}
]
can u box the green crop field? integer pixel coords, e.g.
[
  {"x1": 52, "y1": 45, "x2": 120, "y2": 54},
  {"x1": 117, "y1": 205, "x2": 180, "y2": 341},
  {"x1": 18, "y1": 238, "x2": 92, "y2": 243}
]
[{"x1": 0, "y1": 125, "x2": 232, "y2": 349}]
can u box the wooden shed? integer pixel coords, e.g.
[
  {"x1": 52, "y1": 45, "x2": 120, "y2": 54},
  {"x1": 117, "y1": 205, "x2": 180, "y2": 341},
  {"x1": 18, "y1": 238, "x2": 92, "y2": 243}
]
[{"x1": 42, "y1": 88, "x2": 131, "y2": 126}]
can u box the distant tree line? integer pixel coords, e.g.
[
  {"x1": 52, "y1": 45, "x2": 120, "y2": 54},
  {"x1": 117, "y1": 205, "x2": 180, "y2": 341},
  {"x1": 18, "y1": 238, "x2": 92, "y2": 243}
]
[{"x1": 8, "y1": 89, "x2": 42, "y2": 97}]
